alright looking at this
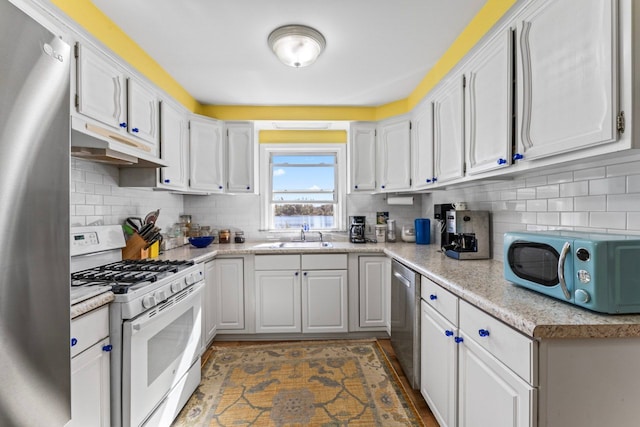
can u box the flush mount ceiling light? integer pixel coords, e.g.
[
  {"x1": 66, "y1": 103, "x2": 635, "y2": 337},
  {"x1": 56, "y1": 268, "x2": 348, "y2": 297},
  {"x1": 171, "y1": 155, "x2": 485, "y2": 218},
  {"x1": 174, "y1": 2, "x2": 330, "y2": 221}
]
[{"x1": 268, "y1": 25, "x2": 326, "y2": 68}]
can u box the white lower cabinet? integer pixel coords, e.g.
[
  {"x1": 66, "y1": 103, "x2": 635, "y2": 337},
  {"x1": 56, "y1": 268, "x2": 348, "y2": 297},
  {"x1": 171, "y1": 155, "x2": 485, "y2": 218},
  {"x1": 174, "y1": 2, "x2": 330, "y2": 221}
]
[
  {"x1": 420, "y1": 276, "x2": 535, "y2": 427},
  {"x1": 255, "y1": 254, "x2": 348, "y2": 334},
  {"x1": 202, "y1": 260, "x2": 218, "y2": 351},
  {"x1": 67, "y1": 305, "x2": 110, "y2": 427},
  {"x1": 358, "y1": 256, "x2": 390, "y2": 331},
  {"x1": 214, "y1": 258, "x2": 245, "y2": 330}
]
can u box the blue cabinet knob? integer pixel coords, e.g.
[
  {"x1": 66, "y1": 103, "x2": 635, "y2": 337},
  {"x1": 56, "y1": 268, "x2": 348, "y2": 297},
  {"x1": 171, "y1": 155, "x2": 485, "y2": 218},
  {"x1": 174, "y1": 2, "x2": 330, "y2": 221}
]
[
  {"x1": 303, "y1": 272, "x2": 308, "y2": 276},
  {"x1": 513, "y1": 153, "x2": 524, "y2": 161},
  {"x1": 102, "y1": 344, "x2": 113, "y2": 352},
  {"x1": 426, "y1": 178, "x2": 431, "y2": 183},
  {"x1": 381, "y1": 185, "x2": 386, "y2": 189},
  {"x1": 454, "y1": 337, "x2": 464, "y2": 344},
  {"x1": 132, "y1": 127, "x2": 139, "y2": 133},
  {"x1": 218, "y1": 185, "x2": 223, "y2": 189},
  {"x1": 246, "y1": 186, "x2": 250, "y2": 190},
  {"x1": 163, "y1": 179, "x2": 170, "y2": 183},
  {"x1": 354, "y1": 185, "x2": 359, "y2": 189},
  {"x1": 119, "y1": 122, "x2": 127, "y2": 128},
  {"x1": 429, "y1": 294, "x2": 437, "y2": 300},
  {"x1": 71, "y1": 338, "x2": 77, "y2": 347},
  {"x1": 295, "y1": 272, "x2": 299, "y2": 276},
  {"x1": 497, "y1": 158, "x2": 507, "y2": 165},
  {"x1": 445, "y1": 330, "x2": 454, "y2": 337},
  {"x1": 433, "y1": 177, "x2": 438, "y2": 182},
  {"x1": 478, "y1": 329, "x2": 490, "y2": 337}
]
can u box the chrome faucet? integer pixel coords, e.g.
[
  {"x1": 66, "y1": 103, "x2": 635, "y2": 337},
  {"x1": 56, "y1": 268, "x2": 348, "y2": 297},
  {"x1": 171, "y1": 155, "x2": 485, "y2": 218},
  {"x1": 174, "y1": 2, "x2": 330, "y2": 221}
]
[{"x1": 300, "y1": 227, "x2": 306, "y2": 241}]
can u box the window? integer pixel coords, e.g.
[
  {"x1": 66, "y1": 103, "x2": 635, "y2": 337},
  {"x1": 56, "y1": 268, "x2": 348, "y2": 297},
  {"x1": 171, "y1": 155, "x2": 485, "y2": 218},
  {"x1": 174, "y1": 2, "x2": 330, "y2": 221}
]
[{"x1": 260, "y1": 144, "x2": 346, "y2": 231}]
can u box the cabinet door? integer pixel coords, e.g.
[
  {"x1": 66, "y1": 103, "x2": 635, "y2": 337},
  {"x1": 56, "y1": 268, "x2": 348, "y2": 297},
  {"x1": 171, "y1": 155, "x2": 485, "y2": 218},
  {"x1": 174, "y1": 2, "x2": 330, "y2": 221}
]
[
  {"x1": 350, "y1": 122, "x2": 377, "y2": 192},
  {"x1": 458, "y1": 333, "x2": 534, "y2": 427},
  {"x1": 127, "y1": 78, "x2": 159, "y2": 148},
  {"x1": 465, "y1": 29, "x2": 513, "y2": 175},
  {"x1": 202, "y1": 260, "x2": 217, "y2": 349},
  {"x1": 226, "y1": 122, "x2": 254, "y2": 193},
  {"x1": 75, "y1": 43, "x2": 126, "y2": 130},
  {"x1": 515, "y1": 0, "x2": 617, "y2": 161},
  {"x1": 412, "y1": 99, "x2": 435, "y2": 189},
  {"x1": 255, "y1": 270, "x2": 301, "y2": 333},
  {"x1": 67, "y1": 338, "x2": 111, "y2": 427},
  {"x1": 421, "y1": 302, "x2": 457, "y2": 427},
  {"x1": 358, "y1": 256, "x2": 388, "y2": 328},
  {"x1": 215, "y1": 258, "x2": 244, "y2": 330},
  {"x1": 302, "y1": 270, "x2": 348, "y2": 333},
  {"x1": 377, "y1": 118, "x2": 411, "y2": 192},
  {"x1": 189, "y1": 117, "x2": 225, "y2": 192},
  {"x1": 159, "y1": 101, "x2": 188, "y2": 190},
  {"x1": 433, "y1": 75, "x2": 465, "y2": 184}
]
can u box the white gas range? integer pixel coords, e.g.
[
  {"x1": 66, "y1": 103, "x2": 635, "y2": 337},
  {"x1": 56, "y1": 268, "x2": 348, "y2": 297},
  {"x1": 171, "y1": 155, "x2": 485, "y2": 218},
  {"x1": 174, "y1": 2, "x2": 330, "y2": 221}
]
[{"x1": 71, "y1": 225, "x2": 203, "y2": 427}]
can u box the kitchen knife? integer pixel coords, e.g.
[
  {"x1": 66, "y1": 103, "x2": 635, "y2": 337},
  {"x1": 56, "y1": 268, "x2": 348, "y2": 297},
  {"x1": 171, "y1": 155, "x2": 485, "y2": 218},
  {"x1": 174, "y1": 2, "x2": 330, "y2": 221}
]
[{"x1": 138, "y1": 223, "x2": 154, "y2": 240}]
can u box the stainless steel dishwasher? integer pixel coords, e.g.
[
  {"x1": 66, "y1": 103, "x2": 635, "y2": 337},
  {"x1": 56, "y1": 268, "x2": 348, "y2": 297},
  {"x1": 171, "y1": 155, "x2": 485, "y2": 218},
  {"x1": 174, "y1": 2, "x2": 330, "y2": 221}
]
[{"x1": 390, "y1": 259, "x2": 421, "y2": 389}]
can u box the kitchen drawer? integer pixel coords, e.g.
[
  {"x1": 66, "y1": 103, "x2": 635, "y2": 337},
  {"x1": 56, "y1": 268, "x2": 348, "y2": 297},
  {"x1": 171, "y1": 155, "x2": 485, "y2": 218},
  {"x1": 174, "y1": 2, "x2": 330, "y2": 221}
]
[
  {"x1": 302, "y1": 254, "x2": 347, "y2": 270},
  {"x1": 421, "y1": 275, "x2": 458, "y2": 325},
  {"x1": 255, "y1": 254, "x2": 300, "y2": 270},
  {"x1": 459, "y1": 300, "x2": 536, "y2": 385},
  {"x1": 70, "y1": 305, "x2": 109, "y2": 358}
]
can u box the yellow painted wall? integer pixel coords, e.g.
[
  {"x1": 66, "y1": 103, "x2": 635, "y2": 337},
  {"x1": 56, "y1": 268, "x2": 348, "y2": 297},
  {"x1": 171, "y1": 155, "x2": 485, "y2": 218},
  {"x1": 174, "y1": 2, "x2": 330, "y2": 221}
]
[
  {"x1": 51, "y1": 0, "x2": 516, "y2": 121},
  {"x1": 259, "y1": 130, "x2": 347, "y2": 144}
]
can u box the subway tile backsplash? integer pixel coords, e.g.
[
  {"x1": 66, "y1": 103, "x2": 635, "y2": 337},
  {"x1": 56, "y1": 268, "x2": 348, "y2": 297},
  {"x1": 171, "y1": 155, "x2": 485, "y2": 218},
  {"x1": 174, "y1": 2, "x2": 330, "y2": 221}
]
[
  {"x1": 71, "y1": 154, "x2": 640, "y2": 259},
  {"x1": 427, "y1": 156, "x2": 640, "y2": 260},
  {"x1": 70, "y1": 159, "x2": 184, "y2": 230}
]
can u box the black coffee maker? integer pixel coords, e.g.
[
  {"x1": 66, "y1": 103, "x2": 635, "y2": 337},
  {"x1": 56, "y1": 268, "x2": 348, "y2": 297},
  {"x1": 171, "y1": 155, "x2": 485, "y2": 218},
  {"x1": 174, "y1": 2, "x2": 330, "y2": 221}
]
[{"x1": 349, "y1": 216, "x2": 366, "y2": 243}]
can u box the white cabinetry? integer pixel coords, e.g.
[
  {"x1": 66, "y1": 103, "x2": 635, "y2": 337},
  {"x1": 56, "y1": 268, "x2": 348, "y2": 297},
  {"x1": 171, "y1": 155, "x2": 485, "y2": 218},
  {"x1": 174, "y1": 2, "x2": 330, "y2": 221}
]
[
  {"x1": 420, "y1": 276, "x2": 535, "y2": 427},
  {"x1": 75, "y1": 43, "x2": 159, "y2": 153},
  {"x1": 349, "y1": 122, "x2": 377, "y2": 192},
  {"x1": 514, "y1": 0, "x2": 618, "y2": 161},
  {"x1": 433, "y1": 74, "x2": 465, "y2": 185},
  {"x1": 189, "y1": 115, "x2": 225, "y2": 193},
  {"x1": 158, "y1": 100, "x2": 189, "y2": 190},
  {"x1": 202, "y1": 260, "x2": 218, "y2": 351},
  {"x1": 255, "y1": 255, "x2": 301, "y2": 333},
  {"x1": 358, "y1": 256, "x2": 389, "y2": 330},
  {"x1": 377, "y1": 117, "x2": 412, "y2": 192},
  {"x1": 464, "y1": 28, "x2": 513, "y2": 175},
  {"x1": 213, "y1": 258, "x2": 245, "y2": 330},
  {"x1": 457, "y1": 300, "x2": 535, "y2": 427},
  {"x1": 67, "y1": 306, "x2": 110, "y2": 427},
  {"x1": 254, "y1": 254, "x2": 348, "y2": 334},
  {"x1": 226, "y1": 122, "x2": 255, "y2": 193},
  {"x1": 411, "y1": 99, "x2": 435, "y2": 190}
]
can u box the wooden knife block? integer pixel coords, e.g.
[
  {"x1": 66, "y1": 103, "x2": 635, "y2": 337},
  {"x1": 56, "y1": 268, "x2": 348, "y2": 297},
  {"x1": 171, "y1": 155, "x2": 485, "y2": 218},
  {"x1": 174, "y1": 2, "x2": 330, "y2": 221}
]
[{"x1": 122, "y1": 234, "x2": 148, "y2": 260}]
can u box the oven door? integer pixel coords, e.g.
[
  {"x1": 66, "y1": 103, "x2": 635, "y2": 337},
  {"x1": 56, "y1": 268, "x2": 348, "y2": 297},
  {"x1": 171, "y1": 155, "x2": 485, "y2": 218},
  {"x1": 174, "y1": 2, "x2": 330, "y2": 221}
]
[
  {"x1": 123, "y1": 282, "x2": 203, "y2": 427},
  {"x1": 504, "y1": 233, "x2": 575, "y2": 302}
]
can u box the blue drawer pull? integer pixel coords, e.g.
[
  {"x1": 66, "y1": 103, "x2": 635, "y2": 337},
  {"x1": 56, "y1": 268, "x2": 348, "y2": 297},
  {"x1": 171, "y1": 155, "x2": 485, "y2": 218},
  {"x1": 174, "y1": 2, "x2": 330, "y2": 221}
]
[
  {"x1": 429, "y1": 294, "x2": 437, "y2": 300},
  {"x1": 102, "y1": 344, "x2": 113, "y2": 352},
  {"x1": 454, "y1": 337, "x2": 464, "y2": 344},
  {"x1": 119, "y1": 122, "x2": 127, "y2": 128},
  {"x1": 497, "y1": 158, "x2": 507, "y2": 165},
  {"x1": 513, "y1": 153, "x2": 524, "y2": 161},
  {"x1": 71, "y1": 338, "x2": 77, "y2": 347},
  {"x1": 478, "y1": 329, "x2": 490, "y2": 337},
  {"x1": 445, "y1": 330, "x2": 454, "y2": 337}
]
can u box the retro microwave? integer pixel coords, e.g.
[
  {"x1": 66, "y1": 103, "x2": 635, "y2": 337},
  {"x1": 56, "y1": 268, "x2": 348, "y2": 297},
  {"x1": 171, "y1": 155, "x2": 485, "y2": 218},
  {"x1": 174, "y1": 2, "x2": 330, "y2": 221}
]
[{"x1": 504, "y1": 230, "x2": 640, "y2": 314}]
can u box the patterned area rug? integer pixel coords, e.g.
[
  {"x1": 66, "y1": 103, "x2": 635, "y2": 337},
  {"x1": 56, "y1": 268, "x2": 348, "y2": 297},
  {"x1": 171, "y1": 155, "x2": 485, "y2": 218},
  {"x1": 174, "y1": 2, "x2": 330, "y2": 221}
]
[{"x1": 172, "y1": 340, "x2": 423, "y2": 426}]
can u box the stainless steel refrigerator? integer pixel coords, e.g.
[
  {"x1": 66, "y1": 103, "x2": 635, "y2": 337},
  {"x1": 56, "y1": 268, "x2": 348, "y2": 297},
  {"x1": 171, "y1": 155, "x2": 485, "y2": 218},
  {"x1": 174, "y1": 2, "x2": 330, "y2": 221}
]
[{"x1": 0, "y1": 1, "x2": 71, "y2": 425}]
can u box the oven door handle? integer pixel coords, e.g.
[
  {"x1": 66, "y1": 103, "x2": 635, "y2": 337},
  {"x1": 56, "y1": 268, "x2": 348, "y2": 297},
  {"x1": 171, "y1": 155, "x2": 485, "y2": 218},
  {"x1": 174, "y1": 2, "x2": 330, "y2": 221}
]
[{"x1": 558, "y1": 241, "x2": 572, "y2": 300}]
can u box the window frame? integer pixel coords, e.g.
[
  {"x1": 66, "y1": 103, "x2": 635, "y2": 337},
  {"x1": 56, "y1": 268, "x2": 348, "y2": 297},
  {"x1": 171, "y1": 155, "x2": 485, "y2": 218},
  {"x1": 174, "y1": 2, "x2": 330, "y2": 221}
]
[{"x1": 260, "y1": 143, "x2": 347, "y2": 232}]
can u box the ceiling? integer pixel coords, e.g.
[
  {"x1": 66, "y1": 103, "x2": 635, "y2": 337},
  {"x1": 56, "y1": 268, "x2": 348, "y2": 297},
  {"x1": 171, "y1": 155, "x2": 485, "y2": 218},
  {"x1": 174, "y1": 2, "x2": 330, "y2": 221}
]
[{"x1": 90, "y1": 0, "x2": 487, "y2": 107}]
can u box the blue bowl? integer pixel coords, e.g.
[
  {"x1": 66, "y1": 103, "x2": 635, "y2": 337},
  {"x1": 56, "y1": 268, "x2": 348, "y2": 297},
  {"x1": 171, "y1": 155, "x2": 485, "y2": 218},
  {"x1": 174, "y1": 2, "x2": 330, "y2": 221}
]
[{"x1": 188, "y1": 236, "x2": 214, "y2": 248}]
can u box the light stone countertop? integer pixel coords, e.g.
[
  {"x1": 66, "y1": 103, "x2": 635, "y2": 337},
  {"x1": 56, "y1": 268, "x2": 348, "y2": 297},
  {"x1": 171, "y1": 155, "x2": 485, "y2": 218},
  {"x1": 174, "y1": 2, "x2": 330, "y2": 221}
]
[
  {"x1": 156, "y1": 241, "x2": 640, "y2": 340},
  {"x1": 71, "y1": 291, "x2": 114, "y2": 319}
]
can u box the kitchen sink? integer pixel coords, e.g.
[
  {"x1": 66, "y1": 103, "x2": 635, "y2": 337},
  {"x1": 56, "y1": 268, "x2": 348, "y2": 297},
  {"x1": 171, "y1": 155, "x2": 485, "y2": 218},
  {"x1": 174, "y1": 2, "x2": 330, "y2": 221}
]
[{"x1": 252, "y1": 241, "x2": 333, "y2": 249}]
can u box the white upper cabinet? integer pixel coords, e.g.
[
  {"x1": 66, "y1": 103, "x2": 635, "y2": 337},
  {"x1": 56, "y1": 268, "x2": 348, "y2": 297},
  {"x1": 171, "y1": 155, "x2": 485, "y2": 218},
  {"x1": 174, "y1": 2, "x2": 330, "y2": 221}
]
[
  {"x1": 189, "y1": 116, "x2": 225, "y2": 193},
  {"x1": 226, "y1": 122, "x2": 255, "y2": 193},
  {"x1": 349, "y1": 122, "x2": 377, "y2": 192},
  {"x1": 127, "y1": 78, "x2": 159, "y2": 146},
  {"x1": 76, "y1": 44, "x2": 126, "y2": 131},
  {"x1": 433, "y1": 74, "x2": 465, "y2": 185},
  {"x1": 464, "y1": 28, "x2": 513, "y2": 175},
  {"x1": 411, "y1": 99, "x2": 435, "y2": 190},
  {"x1": 514, "y1": 0, "x2": 618, "y2": 161},
  {"x1": 159, "y1": 100, "x2": 188, "y2": 190},
  {"x1": 75, "y1": 43, "x2": 159, "y2": 155},
  {"x1": 377, "y1": 117, "x2": 411, "y2": 192}
]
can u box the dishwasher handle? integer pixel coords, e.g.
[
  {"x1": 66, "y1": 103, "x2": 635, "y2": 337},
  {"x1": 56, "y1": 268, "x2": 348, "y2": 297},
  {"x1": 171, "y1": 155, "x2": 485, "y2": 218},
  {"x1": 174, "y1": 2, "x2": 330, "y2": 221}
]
[{"x1": 393, "y1": 271, "x2": 412, "y2": 289}]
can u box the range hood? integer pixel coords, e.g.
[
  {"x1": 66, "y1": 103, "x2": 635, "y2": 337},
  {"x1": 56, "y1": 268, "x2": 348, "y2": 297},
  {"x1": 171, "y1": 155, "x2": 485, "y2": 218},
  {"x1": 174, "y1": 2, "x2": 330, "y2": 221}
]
[{"x1": 71, "y1": 116, "x2": 168, "y2": 168}]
